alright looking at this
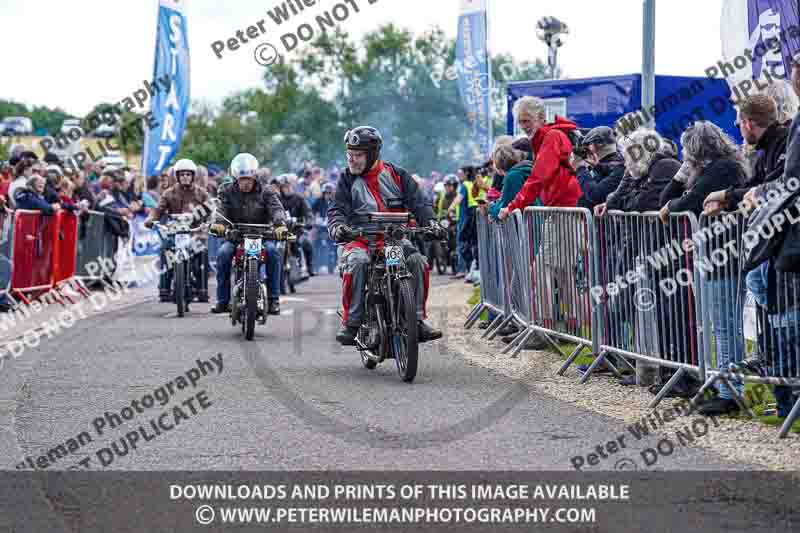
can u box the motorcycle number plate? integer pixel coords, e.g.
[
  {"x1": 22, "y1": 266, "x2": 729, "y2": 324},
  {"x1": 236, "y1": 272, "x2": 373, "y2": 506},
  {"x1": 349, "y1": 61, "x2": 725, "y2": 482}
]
[
  {"x1": 175, "y1": 234, "x2": 191, "y2": 248},
  {"x1": 244, "y1": 238, "x2": 262, "y2": 257},
  {"x1": 385, "y1": 246, "x2": 403, "y2": 267}
]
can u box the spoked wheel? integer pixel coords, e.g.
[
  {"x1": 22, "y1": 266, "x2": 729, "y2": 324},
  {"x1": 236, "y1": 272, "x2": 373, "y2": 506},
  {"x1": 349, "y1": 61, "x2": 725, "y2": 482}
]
[
  {"x1": 391, "y1": 279, "x2": 418, "y2": 382},
  {"x1": 434, "y1": 243, "x2": 448, "y2": 275},
  {"x1": 244, "y1": 257, "x2": 258, "y2": 340},
  {"x1": 175, "y1": 256, "x2": 186, "y2": 317}
]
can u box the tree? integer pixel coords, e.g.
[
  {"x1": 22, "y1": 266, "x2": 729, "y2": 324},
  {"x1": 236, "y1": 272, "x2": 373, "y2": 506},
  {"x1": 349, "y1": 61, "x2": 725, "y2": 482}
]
[
  {"x1": 0, "y1": 99, "x2": 73, "y2": 136},
  {"x1": 167, "y1": 24, "x2": 552, "y2": 174}
]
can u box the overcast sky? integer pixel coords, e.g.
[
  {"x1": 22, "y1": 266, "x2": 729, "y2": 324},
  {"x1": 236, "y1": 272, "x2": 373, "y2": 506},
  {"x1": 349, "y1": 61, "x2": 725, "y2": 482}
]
[{"x1": 1, "y1": 0, "x2": 725, "y2": 116}]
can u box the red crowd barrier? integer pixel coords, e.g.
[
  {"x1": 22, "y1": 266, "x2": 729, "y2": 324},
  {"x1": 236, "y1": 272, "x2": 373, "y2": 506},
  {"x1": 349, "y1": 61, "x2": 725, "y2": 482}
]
[
  {"x1": 9, "y1": 209, "x2": 87, "y2": 305},
  {"x1": 53, "y1": 211, "x2": 78, "y2": 284}
]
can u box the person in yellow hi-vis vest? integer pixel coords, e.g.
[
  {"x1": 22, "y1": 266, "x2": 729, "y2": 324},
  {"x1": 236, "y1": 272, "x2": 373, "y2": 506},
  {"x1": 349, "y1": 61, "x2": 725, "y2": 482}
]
[
  {"x1": 436, "y1": 175, "x2": 459, "y2": 220},
  {"x1": 447, "y1": 166, "x2": 479, "y2": 279}
]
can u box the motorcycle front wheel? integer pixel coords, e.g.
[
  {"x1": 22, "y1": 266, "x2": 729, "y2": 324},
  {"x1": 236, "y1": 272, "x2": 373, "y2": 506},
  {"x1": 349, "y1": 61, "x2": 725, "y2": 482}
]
[
  {"x1": 432, "y1": 242, "x2": 448, "y2": 275},
  {"x1": 175, "y1": 257, "x2": 186, "y2": 317},
  {"x1": 392, "y1": 278, "x2": 418, "y2": 383},
  {"x1": 244, "y1": 257, "x2": 258, "y2": 340}
]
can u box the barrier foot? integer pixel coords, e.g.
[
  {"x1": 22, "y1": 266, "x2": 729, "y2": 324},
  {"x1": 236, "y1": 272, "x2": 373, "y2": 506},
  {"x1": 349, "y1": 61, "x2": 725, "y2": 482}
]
[
  {"x1": 486, "y1": 315, "x2": 513, "y2": 340},
  {"x1": 649, "y1": 367, "x2": 685, "y2": 409},
  {"x1": 481, "y1": 314, "x2": 505, "y2": 340},
  {"x1": 500, "y1": 325, "x2": 528, "y2": 355},
  {"x1": 56, "y1": 288, "x2": 76, "y2": 305},
  {"x1": 689, "y1": 375, "x2": 720, "y2": 412},
  {"x1": 508, "y1": 328, "x2": 536, "y2": 359},
  {"x1": 540, "y1": 331, "x2": 563, "y2": 356},
  {"x1": 722, "y1": 376, "x2": 754, "y2": 418},
  {"x1": 67, "y1": 278, "x2": 91, "y2": 299},
  {"x1": 500, "y1": 327, "x2": 530, "y2": 356},
  {"x1": 12, "y1": 290, "x2": 31, "y2": 307},
  {"x1": 579, "y1": 350, "x2": 622, "y2": 384},
  {"x1": 779, "y1": 396, "x2": 800, "y2": 438},
  {"x1": 3, "y1": 292, "x2": 19, "y2": 308},
  {"x1": 615, "y1": 356, "x2": 636, "y2": 374},
  {"x1": 464, "y1": 303, "x2": 485, "y2": 329},
  {"x1": 557, "y1": 344, "x2": 586, "y2": 376},
  {"x1": 45, "y1": 289, "x2": 67, "y2": 307}
]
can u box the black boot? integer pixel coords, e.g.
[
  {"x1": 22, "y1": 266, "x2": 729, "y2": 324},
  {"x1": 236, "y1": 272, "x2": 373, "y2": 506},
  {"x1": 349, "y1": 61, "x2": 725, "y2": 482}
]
[
  {"x1": 336, "y1": 325, "x2": 359, "y2": 346},
  {"x1": 418, "y1": 321, "x2": 443, "y2": 343},
  {"x1": 268, "y1": 298, "x2": 280, "y2": 315},
  {"x1": 697, "y1": 397, "x2": 739, "y2": 416},
  {"x1": 210, "y1": 303, "x2": 230, "y2": 314}
]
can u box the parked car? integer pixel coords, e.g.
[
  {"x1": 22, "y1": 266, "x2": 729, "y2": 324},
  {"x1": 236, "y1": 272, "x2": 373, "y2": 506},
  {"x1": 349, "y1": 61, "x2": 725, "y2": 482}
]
[
  {"x1": 61, "y1": 118, "x2": 83, "y2": 137},
  {"x1": 1, "y1": 116, "x2": 33, "y2": 136},
  {"x1": 40, "y1": 135, "x2": 69, "y2": 160},
  {"x1": 100, "y1": 150, "x2": 126, "y2": 168},
  {"x1": 94, "y1": 123, "x2": 118, "y2": 138}
]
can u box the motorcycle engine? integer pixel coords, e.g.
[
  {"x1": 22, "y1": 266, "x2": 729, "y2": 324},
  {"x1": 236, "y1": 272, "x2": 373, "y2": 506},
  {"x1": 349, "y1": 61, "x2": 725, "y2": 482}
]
[{"x1": 359, "y1": 322, "x2": 381, "y2": 350}]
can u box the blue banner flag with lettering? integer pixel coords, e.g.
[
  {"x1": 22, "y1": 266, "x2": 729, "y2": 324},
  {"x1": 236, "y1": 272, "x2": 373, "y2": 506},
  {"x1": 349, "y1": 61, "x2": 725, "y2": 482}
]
[
  {"x1": 456, "y1": 0, "x2": 491, "y2": 163},
  {"x1": 142, "y1": 0, "x2": 191, "y2": 177},
  {"x1": 721, "y1": 0, "x2": 800, "y2": 88}
]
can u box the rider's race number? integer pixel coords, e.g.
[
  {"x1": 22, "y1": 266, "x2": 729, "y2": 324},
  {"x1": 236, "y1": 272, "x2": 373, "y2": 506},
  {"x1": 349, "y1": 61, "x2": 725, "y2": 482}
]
[
  {"x1": 244, "y1": 238, "x2": 262, "y2": 257},
  {"x1": 385, "y1": 246, "x2": 403, "y2": 267},
  {"x1": 175, "y1": 234, "x2": 191, "y2": 249}
]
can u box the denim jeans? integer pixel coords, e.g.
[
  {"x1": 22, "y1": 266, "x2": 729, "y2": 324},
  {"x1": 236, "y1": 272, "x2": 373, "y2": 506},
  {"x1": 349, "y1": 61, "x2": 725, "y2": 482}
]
[
  {"x1": 158, "y1": 236, "x2": 176, "y2": 295},
  {"x1": 707, "y1": 277, "x2": 745, "y2": 399},
  {"x1": 216, "y1": 240, "x2": 281, "y2": 305}
]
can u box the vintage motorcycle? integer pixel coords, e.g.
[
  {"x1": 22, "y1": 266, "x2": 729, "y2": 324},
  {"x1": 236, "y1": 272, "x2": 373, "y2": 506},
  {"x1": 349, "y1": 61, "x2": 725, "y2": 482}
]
[
  {"x1": 281, "y1": 215, "x2": 310, "y2": 294},
  {"x1": 429, "y1": 216, "x2": 456, "y2": 275},
  {"x1": 341, "y1": 212, "x2": 442, "y2": 383},
  {"x1": 153, "y1": 213, "x2": 209, "y2": 317},
  {"x1": 211, "y1": 217, "x2": 295, "y2": 340}
]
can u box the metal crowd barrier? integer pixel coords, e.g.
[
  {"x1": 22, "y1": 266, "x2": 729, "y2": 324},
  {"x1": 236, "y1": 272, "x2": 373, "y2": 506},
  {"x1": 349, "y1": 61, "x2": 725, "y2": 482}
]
[
  {"x1": 0, "y1": 210, "x2": 15, "y2": 305},
  {"x1": 520, "y1": 207, "x2": 600, "y2": 373},
  {"x1": 695, "y1": 211, "x2": 800, "y2": 437},
  {"x1": 10, "y1": 210, "x2": 59, "y2": 303},
  {"x1": 494, "y1": 211, "x2": 540, "y2": 356},
  {"x1": 593, "y1": 211, "x2": 704, "y2": 403},
  {"x1": 464, "y1": 212, "x2": 507, "y2": 331},
  {"x1": 75, "y1": 210, "x2": 108, "y2": 284},
  {"x1": 468, "y1": 204, "x2": 800, "y2": 437}
]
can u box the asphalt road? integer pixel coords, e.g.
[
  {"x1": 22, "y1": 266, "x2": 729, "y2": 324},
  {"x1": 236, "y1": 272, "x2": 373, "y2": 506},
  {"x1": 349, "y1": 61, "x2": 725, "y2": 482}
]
[{"x1": 2, "y1": 274, "x2": 756, "y2": 472}]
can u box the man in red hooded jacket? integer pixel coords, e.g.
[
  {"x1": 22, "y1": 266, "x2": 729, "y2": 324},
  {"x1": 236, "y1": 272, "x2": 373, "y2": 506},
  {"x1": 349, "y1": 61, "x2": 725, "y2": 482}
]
[
  {"x1": 497, "y1": 96, "x2": 583, "y2": 338},
  {"x1": 497, "y1": 96, "x2": 582, "y2": 219}
]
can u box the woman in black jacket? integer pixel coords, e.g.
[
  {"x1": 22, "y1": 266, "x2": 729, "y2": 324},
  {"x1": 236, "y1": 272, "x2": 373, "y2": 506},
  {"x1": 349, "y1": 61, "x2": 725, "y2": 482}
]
[{"x1": 660, "y1": 121, "x2": 748, "y2": 416}]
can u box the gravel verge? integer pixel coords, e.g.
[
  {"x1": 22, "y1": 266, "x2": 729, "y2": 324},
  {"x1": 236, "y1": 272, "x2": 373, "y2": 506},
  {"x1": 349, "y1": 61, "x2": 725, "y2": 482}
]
[{"x1": 429, "y1": 281, "x2": 800, "y2": 471}]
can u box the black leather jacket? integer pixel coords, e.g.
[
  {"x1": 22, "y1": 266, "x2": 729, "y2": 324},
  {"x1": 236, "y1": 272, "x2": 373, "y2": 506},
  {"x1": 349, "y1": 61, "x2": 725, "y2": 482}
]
[
  {"x1": 217, "y1": 180, "x2": 286, "y2": 227},
  {"x1": 280, "y1": 192, "x2": 312, "y2": 223}
]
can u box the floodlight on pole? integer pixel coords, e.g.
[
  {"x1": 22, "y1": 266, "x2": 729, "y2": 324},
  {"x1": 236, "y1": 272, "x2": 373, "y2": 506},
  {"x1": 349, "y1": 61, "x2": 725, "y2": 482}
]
[{"x1": 536, "y1": 16, "x2": 569, "y2": 79}]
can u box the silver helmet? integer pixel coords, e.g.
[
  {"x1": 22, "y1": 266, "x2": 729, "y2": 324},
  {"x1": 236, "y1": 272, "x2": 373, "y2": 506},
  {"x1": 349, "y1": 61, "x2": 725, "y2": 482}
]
[{"x1": 229, "y1": 153, "x2": 259, "y2": 180}]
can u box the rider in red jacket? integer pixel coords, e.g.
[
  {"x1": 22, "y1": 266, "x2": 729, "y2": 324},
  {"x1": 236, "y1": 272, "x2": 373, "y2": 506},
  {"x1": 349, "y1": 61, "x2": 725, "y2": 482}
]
[{"x1": 327, "y1": 126, "x2": 443, "y2": 346}]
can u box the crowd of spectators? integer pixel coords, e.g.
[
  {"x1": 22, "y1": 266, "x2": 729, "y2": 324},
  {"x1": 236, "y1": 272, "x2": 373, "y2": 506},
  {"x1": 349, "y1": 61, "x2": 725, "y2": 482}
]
[{"x1": 423, "y1": 60, "x2": 800, "y2": 420}]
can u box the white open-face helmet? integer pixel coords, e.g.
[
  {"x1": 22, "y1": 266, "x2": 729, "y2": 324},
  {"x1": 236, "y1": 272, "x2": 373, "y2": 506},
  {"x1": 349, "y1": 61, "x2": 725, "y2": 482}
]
[
  {"x1": 433, "y1": 182, "x2": 445, "y2": 195},
  {"x1": 173, "y1": 158, "x2": 198, "y2": 176},
  {"x1": 230, "y1": 153, "x2": 259, "y2": 180}
]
